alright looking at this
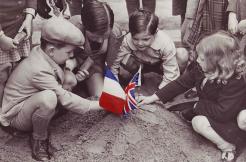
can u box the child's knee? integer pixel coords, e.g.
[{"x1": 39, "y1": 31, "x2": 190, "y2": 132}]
[
  {"x1": 176, "y1": 48, "x2": 189, "y2": 72},
  {"x1": 237, "y1": 109, "x2": 246, "y2": 131},
  {"x1": 192, "y1": 115, "x2": 210, "y2": 134},
  {"x1": 38, "y1": 90, "x2": 57, "y2": 111}
]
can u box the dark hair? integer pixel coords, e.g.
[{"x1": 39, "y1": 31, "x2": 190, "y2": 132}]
[
  {"x1": 81, "y1": 0, "x2": 114, "y2": 35},
  {"x1": 40, "y1": 38, "x2": 66, "y2": 50},
  {"x1": 129, "y1": 9, "x2": 159, "y2": 36}
]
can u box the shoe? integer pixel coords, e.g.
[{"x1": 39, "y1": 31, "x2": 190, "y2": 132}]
[
  {"x1": 45, "y1": 138, "x2": 58, "y2": 157},
  {"x1": 221, "y1": 150, "x2": 236, "y2": 162},
  {"x1": 30, "y1": 136, "x2": 50, "y2": 161},
  {"x1": 177, "y1": 111, "x2": 192, "y2": 124}
]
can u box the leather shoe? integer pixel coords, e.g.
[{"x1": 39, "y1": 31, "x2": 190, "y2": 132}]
[{"x1": 30, "y1": 136, "x2": 50, "y2": 161}]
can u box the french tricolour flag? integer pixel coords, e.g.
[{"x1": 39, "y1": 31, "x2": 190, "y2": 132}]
[{"x1": 99, "y1": 67, "x2": 126, "y2": 115}]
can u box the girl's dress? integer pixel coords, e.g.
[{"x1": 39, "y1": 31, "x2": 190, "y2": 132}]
[{"x1": 155, "y1": 62, "x2": 246, "y2": 146}]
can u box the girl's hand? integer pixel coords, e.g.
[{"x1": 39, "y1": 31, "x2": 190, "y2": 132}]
[
  {"x1": 238, "y1": 20, "x2": 246, "y2": 35},
  {"x1": 137, "y1": 94, "x2": 159, "y2": 107},
  {"x1": 18, "y1": 14, "x2": 33, "y2": 40},
  {"x1": 228, "y1": 12, "x2": 238, "y2": 34},
  {"x1": 0, "y1": 34, "x2": 17, "y2": 50},
  {"x1": 75, "y1": 70, "x2": 89, "y2": 82}
]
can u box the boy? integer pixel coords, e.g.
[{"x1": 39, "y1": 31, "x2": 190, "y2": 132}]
[{"x1": 0, "y1": 18, "x2": 102, "y2": 161}]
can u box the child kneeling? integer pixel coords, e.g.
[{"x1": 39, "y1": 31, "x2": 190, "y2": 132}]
[
  {"x1": 111, "y1": 9, "x2": 188, "y2": 89},
  {"x1": 138, "y1": 31, "x2": 246, "y2": 162}
]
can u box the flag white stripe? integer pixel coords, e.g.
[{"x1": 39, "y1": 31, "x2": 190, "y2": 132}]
[{"x1": 103, "y1": 77, "x2": 126, "y2": 100}]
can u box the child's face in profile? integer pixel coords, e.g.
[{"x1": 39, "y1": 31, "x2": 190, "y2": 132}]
[
  {"x1": 196, "y1": 52, "x2": 208, "y2": 73},
  {"x1": 131, "y1": 30, "x2": 155, "y2": 51},
  {"x1": 85, "y1": 29, "x2": 110, "y2": 44},
  {"x1": 50, "y1": 44, "x2": 75, "y2": 65}
]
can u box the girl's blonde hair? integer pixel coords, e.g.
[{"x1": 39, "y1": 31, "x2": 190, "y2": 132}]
[{"x1": 196, "y1": 31, "x2": 245, "y2": 81}]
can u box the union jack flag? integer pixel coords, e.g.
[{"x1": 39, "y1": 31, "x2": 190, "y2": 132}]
[{"x1": 123, "y1": 66, "x2": 142, "y2": 115}]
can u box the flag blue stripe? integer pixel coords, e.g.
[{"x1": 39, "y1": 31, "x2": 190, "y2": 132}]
[{"x1": 104, "y1": 66, "x2": 118, "y2": 82}]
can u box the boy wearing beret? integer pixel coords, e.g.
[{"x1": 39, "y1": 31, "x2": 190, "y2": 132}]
[{"x1": 0, "y1": 18, "x2": 102, "y2": 161}]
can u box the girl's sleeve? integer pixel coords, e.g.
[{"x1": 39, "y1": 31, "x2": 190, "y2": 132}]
[
  {"x1": 194, "y1": 78, "x2": 246, "y2": 122},
  {"x1": 159, "y1": 39, "x2": 180, "y2": 89},
  {"x1": 227, "y1": 0, "x2": 237, "y2": 13},
  {"x1": 27, "y1": 0, "x2": 37, "y2": 10},
  {"x1": 110, "y1": 36, "x2": 132, "y2": 77},
  {"x1": 155, "y1": 62, "x2": 197, "y2": 103},
  {"x1": 24, "y1": 0, "x2": 37, "y2": 17}
]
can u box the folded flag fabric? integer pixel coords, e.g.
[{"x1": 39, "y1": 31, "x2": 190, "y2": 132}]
[
  {"x1": 99, "y1": 67, "x2": 126, "y2": 115},
  {"x1": 123, "y1": 66, "x2": 142, "y2": 115}
]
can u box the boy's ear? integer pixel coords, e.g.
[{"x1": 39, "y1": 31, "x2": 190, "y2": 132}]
[{"x1": 46, "y1": 45, "x2": 55, "y2": 57}]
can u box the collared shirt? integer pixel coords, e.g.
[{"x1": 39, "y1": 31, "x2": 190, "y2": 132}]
[{"x1": 111, "y1": 30, "x2": 180, "y2": 87}]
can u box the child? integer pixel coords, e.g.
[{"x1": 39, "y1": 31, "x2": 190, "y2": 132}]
[
  {"x1": 66, "y1": 0, "x2": 123, "y2": 97},
  {"x1": 138, "y1": 31, "x2": 246, "y2": 162},
  {"x1": 187, "y1": 0, "x2": 228, "y2": 49},
  {"x1": 0, "y1": 18, "x2": 102, "y2": 161},
  {"x1": 111, "y1": 9, "x2": 188, "y2": 89},
  {"x1": 0, "y1": 0, "x2": 37, "y2": 106}
]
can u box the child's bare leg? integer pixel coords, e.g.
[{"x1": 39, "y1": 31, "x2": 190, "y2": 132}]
[
  {"x1": 192, "y1": 115, "x2": 235, "y2": 152},
  {"x1": 237, "y1": 109, "x2": 246, "y2": 131}
]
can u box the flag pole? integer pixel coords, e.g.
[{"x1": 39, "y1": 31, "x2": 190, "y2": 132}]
[{"x1": 135, "y1": 65, "x2": 142, "y2": 108}]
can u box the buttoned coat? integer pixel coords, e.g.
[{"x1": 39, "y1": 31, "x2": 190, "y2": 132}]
[{"x1": 1, "y1": 46, "x2": 92, "y2": 125}]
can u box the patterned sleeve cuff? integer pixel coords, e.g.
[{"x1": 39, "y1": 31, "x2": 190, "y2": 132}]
[{"x1": 24, "y1": 8, "x2": 36, "y2": 18}]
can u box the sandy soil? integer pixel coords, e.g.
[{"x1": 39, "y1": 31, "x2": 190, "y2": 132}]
[{"x1": 1, "y1": 0, "x2": 246, "y2": 162}]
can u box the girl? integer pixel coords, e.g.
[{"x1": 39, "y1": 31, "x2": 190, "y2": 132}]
[
  {"x1": 65, "y1": 0, "x2": 123, "y2": 97},
  {"x1": 138, "y1": 31, "x2": 246, "y2": 162},
  {"x1": 111, "y1": 9, "x2": 188, "y2": 89},
  {"x1": 0, "y1": 0, "x2": 37, "y2": 105}
]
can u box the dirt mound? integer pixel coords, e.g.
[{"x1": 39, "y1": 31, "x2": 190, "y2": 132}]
[{"x1": 1, "y1": 73, "x2": 246, "y2": 162}]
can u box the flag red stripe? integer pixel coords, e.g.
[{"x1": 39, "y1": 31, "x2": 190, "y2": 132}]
[{"x1": 99, "y1": 92, "x2": 126, "y2": 115}]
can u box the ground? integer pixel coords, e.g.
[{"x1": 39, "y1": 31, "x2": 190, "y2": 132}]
[{"x1": 0, "y1": 0, "x2": 246, "y2": 162}]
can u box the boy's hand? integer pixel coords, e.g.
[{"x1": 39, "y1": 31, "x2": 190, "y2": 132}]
[
  {"x1": 75, "y1": 70, "x2": 89, "y2": 82},
  {"x1": 63, "y1": 70, "x2": 77, "y2": 91},
  {"x1": 0, "y1": 34, "x2": 18, "y2": 50},
  {"x1": 238, "y1": 20, "x2": 246, "y2": 35},
  {"x1": 228, "y1": 12, "x2": 238, "y2": 34}
]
